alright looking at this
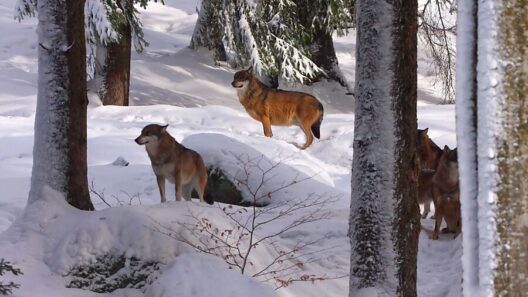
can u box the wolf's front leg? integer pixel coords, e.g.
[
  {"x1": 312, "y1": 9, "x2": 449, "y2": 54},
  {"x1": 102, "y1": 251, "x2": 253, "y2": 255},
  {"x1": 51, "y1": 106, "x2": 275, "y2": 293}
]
[
  {"x1": 431, "y1": 207, "x2": 443, "y2": 240},
  {"x1": 261, "y1": 116, "x2": 273, "y2": 137},
  {"x1": 156, "y1": 175, "x2": 166, "y2": 203},
  {"x1": 174, "y1": 173, "x2": 183, "y2": 201}
]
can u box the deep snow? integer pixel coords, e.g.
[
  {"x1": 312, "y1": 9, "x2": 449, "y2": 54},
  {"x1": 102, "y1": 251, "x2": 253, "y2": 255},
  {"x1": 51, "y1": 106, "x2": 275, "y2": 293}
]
[{"x1": 0, "y1": 0, "x2": 460, "y2": 297}]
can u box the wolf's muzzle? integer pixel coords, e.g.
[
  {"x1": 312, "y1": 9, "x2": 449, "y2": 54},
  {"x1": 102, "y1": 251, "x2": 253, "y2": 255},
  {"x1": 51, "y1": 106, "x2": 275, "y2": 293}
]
[
  {"x1": 231, "y1": 81, "x2": 241, "y2": 88},
  {"x1": 135, "y1": 137, "x2": 146, "y2": 145}
]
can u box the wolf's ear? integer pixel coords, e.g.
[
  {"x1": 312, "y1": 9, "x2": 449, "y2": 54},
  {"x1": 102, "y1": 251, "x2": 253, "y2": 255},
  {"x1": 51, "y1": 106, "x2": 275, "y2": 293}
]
[
  {"x1": 423, "y1": 128, "x2": 429, "y2": 134},
  {"x1": 161, "y1": 124, "x2": 168, "y2": 132},
  {"x1": 443, "y1": 145, "x2": 450, "y2": 153}
]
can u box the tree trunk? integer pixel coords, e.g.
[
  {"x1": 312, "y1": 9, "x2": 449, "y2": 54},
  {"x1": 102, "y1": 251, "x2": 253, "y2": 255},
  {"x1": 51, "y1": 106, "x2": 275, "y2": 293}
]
[
  {"x1": 478, "y1": 0, "x2": 528, "y2": 295},
  {"x1": 392, "y1": 0, "x2": 419, "y2": 295},
  {"x1": 30, "y1": 0, "x2": 94, "y2": 210},
  {"x1": 310, "y1": 29, "x2": 349, "y2": 89},
  {"x1": 455, "y1": 0, "x2": 479, "y2": 295},
  {"x1": 99, "y1": 19, "x2": 131, "y2": 106},
  {"x1": 458, "y1": 0, "x2": 528, "y2": 295},
  {"x1": 493, "y1": 1, "x2": 528, "y2": 293},
  {"x1": 349, "y1": 0, "x2": 419, "y2": 296}
]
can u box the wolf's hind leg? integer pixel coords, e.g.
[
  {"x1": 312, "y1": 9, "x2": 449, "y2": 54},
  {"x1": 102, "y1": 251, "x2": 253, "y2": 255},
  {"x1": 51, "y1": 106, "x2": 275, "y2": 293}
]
[
  {"x1": 192, "y1": 175, "x2": 206, "y2": 203},
  {"x1": 300, "y1": 123, "x2": 314, "y2": 149},
  {"x1": 261, "y1": 116, "x2": 273, "y2": 137},
  {"x1": 182, "y1": 184, "x2": 192, "y2": 201}
]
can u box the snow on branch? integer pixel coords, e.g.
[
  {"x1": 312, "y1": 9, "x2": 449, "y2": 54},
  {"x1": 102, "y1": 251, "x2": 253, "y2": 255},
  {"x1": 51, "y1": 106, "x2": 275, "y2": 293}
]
[
  {"x1": 85, "y1": 0, "x2": 120, "y2": 45},
  {"x1": 14, "y1": 0, "x2": 37, "y2": 21},
  {"x1": 271, "y1": 33, "x2": 325, "y2": 84},
  {"x1": 238, "y1": 12, "x2": 265, "y2": 76}
]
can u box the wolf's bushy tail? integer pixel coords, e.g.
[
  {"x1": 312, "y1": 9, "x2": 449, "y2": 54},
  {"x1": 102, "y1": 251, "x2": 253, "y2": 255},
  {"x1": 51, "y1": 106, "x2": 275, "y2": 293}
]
[{"x1": 311, "y1": 103, "x2": 324, "y2": 139}]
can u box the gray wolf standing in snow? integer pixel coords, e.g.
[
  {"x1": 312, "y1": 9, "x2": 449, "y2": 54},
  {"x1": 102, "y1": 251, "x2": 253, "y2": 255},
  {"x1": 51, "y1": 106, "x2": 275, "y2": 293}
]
[
  {"x1": 135, "y1": 124, "x2": 212, "y2": 204},
  {"x1": 231, "y1": 67, "x2": 324, "y2": 149}
]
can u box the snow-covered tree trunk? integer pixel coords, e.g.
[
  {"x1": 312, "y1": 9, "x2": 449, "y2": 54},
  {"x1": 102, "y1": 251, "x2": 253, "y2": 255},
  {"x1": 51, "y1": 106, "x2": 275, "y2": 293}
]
[
  {"x1": 458, "y1": 0, "x2": 528, "y2": 295},
  {"x1": 455, "y1": 0, "x2": 479, "y2": 295},
  {"x1": 30, "y1": 0, "x2": 94, "y2": 210},
  {"x1": 349, "y1": 0, "x2": 419, "y2": 296},
  {"x1": 97, "y1": 0, "x2": 132, "y2": 106},
  {"x1": 491, "y1": 1, "x2": 528, "y2": 294}
]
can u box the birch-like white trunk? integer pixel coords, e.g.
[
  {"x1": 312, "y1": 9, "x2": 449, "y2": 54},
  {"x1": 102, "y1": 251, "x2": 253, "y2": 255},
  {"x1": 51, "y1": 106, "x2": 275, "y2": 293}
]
[{"x1": 455, "y1": 0, "x2": 479, "y2": 295}]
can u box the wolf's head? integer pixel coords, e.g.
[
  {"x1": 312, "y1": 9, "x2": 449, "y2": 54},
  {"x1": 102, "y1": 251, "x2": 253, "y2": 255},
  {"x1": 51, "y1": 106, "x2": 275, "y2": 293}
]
[
  {"x1": 135, "y1": 124, "x2": 168, "y2": 145},
  {"x1": 416, "y1": 128, "x2": 431, "y2": 153},
  {"x1": 231, "y1": 67, "x2": 254, "y2": 89},
  {"x1": 440, "y1": 145, "x2": 459, "y2": 180}
]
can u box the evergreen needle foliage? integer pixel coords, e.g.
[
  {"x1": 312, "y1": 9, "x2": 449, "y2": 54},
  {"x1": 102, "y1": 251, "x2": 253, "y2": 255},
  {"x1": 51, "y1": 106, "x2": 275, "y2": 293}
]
[
  {"x1": 0, "y1": 259, "x2": 22, "y2": 296},
  {"x1": 192, "y1": 0, "x2": 353, "y2": 84},
  {"x1": 66, "y1": 254, "x2": 161, "y2": 293}
]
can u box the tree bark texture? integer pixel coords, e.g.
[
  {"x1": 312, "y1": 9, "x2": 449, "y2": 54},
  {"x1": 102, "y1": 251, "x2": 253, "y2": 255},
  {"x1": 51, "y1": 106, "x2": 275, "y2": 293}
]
[
  {"x1": 493, "y1": 0, "x2": 528, "y2": 295},
  {"x1": 31, "y1": 0, "x2": 94, "y2": 210},
  {"x1": 66, "y1": 0, "x2": 93, "y2": 210},
  {"x1": 391, "y1": 0, "x2": 420, "y2": 295},
  {"x1": 310, "y1": 29, "x2": 348, "y2": 88},
  {"x1": 455, "y1": 0, "x2": 479, "y2": 295},
  {"x1": 100, "y1": 14, "x2": 131, "y2": 106},
  {"x1": 349, "y1": 0, "x2": 419, "y2": 296}
]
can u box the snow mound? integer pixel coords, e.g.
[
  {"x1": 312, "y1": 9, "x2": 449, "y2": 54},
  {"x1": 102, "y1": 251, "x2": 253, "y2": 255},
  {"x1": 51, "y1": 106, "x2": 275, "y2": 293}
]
[
  {"x1": 182, "y1": 133, "x2": 341, "y2": 206},
  {"x1": 145, "y1": 253, "x2": 277, "y2": 297},
  {"x1": 44, "y1": 202, "x2": 238, "y2": 275}
]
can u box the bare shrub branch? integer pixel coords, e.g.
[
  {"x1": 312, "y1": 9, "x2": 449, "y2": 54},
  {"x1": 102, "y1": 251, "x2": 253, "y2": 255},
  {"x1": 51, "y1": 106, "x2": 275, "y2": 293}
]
[
  {"x1": 419, "y1": 0, "x2": 457, "y2": 103},
  {"x1": 150, "y1": 154, "x2": 343, "y2": 289},
  {"x1": 89, "y1": 180, "x2": 142, "y2": 208}
]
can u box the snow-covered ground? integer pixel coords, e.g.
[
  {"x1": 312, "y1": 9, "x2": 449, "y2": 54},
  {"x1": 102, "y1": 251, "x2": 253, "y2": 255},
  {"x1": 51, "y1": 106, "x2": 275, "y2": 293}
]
[{"x1": 0, "y1": 1, "x2": 460, "y2": 296}]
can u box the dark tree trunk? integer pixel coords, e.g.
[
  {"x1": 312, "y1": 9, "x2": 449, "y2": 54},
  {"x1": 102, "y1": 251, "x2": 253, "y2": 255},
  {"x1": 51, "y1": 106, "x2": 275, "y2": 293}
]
[
  {"x1": 392, "y1": 0, "x2": 420, "y2": 295},
  {"x1": 310, "y1": 30, "x2": 348, "y2": 88},
  {"x1": 67, "y1": 0, "x2": 94, "y2": 210},
  {"x1": 100, "y1": 20, "x2": 131, "y2": 106}
]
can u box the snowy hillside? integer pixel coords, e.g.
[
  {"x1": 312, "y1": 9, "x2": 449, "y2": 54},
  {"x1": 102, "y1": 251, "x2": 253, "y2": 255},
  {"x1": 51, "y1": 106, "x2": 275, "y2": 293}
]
[{"x1": 0, "y1": 1, "x2": 460, "y2": 297}]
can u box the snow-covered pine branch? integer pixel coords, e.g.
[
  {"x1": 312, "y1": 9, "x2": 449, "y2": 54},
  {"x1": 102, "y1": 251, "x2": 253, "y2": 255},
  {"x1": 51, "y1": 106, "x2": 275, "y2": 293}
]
[
  {"x1": 85, "y1": 0, "x2": 120, "y2": 45},
  {"x1": 14, "y1": 0, "x2": 36, "y2": 21},
  {"x1": 271, "y1": 33, "x2": 324, "y2": 84},
  {"x1": 237, "y1": 10, "x2": 266, "y2": 76}
]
